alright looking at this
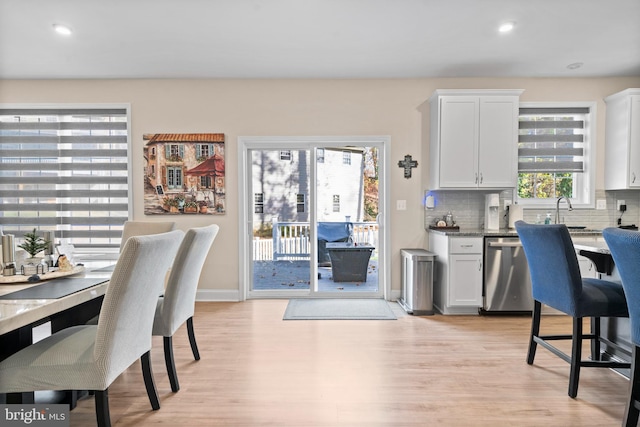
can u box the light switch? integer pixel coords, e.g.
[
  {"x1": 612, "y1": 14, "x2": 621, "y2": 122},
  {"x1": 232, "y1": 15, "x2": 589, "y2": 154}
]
[
  {"x1": 596, "y1": 199, "x2": 607, "y2": 210},
  {"x1": 397, "y1": 200, "x2": 407, "y2": 210}
]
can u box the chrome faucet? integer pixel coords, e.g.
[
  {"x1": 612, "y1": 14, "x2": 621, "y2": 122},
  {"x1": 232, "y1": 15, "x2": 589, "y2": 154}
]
[{"x1": 555, "y1": 196, "x2": 573, "y2": 224}]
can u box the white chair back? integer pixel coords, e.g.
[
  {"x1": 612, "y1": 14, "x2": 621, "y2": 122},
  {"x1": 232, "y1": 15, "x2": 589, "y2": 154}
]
[
  {"x1": 120, "y1": 221, "x2": 176, "y2": 252},
  {"x1": 96, "y1": 230, "x2": 184, "y2": 382},
  {"x1": 154, "y1": 225, "x2": 219, "y2": 336}
]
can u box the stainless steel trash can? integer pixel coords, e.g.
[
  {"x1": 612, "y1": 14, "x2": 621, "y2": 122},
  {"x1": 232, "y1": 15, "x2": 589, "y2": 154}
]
[{"x1": 399, "y1": 249, "x2": 436, "y2": 315}]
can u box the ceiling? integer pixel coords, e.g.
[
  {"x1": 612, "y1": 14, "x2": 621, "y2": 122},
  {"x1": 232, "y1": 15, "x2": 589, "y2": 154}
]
[{"x1": 1, "y1": 0, "x2": 639, "y2": 80}]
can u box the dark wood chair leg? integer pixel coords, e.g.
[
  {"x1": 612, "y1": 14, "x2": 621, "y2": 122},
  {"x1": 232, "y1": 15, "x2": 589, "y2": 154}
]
[
  {"x1": 624, "y1": 346, "x2": 640, "y2": 427},
  {"x1": 141, "y1": 351, "x2": 161, "y2": 410},
  {"x1": 591, "y1": 317, "x2": 601, "y2": 361},
  {"x1": 64, "y1": 390, "x2": 79, "y2": 410},
  {"x1": 527, "y1": 300, "x2": 541, "y2": 365},
  {"x1": 94, "y1": 389, "x2": 111, "y2": 427},
  {"x1": 6, "y1": 392, "x2": 33, "y2": 404},
  {"x1": 164, "y1": 336, "x2": 180, "y2": 392},
  {"x1": 568, "y1": 317, "x2": 583, "y2": 398},
  {"x1": 187, "y1": 317, "x2": 200, "y2": 361}
]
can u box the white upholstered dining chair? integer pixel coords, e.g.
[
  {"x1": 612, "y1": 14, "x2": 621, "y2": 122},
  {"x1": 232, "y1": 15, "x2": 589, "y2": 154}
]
[
  {"x1": 152, "y1": 224, "x2": 219, "y2": 392},
  {"x1": 0, "y1": 230, "x2": 184, "y2": 427},
  {"x1": 120, "y1": 220, "x2": 176, "y2": 252}
]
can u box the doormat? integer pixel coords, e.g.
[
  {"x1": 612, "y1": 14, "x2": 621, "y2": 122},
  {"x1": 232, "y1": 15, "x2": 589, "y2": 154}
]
[{"x1": 283, "y1": 299, "x2": 397, "y2": 320}]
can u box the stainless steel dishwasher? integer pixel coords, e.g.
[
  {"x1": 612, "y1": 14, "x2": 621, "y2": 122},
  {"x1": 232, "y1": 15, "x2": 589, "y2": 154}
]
[{"x1": 483, "y1": 237, "x2": 534, "y2": 313}]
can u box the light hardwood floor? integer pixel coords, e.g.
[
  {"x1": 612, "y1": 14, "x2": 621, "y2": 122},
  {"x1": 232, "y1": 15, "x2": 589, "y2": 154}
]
[{"x1": 69, "y1": 300, "x2": 629, "y2": 426}]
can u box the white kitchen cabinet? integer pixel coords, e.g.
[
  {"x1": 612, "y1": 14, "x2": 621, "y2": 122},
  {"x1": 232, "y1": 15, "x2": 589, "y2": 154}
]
[
  {"x1": 429, "y1": 89, "x2": 523, "y2": 190},
  {"x1": 429, "y1": 233, "x2": 482, "y2": 315},
  {"x1": 604, "y1": 88, "x2": 640, "y2": 190}
]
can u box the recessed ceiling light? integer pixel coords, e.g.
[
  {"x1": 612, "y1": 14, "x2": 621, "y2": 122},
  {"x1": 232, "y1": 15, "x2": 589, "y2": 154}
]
[
  {"x1": 567, "y1": 62, "x2": 584, "y2": 70},
  {"x1": 53, "y1": 24, "x2": 73, "y2": 36},
  {"x1": 498, "y1": 22, "x2": 516, "y2": 33}
]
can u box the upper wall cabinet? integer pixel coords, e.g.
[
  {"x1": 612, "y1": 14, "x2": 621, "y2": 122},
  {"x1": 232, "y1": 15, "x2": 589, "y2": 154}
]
[
  {"x1": 604, "y1": 88, "x2": 640, "y2": 190},
  {"x1": 429, "y1": 89, "x2": 523, "y2": 190}
]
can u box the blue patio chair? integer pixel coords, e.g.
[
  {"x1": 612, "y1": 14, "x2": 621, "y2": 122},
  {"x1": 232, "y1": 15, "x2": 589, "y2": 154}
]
[
  {"x1": 603, "y1": 227, "x2": 640, "y2": 426},
  {"x1": 515, "y1": 221, "x2": 630, "y2": 398}
]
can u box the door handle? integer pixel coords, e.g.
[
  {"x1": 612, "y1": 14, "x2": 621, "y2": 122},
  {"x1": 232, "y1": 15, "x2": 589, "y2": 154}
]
[
  {"x1": 475, "y1": 173, "x2": 478, "y2": 184},
  {"x1": 480, "y1": 173, "x2": 483, "y2": 184},
  {"x1": 487, "y1": 241, "x2": 523, "y2": 248}
]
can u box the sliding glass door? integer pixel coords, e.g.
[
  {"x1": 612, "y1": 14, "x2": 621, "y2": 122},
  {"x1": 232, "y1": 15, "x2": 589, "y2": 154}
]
[{"x1": 240, "y1": 137, "x2": 387, "y2": 299}]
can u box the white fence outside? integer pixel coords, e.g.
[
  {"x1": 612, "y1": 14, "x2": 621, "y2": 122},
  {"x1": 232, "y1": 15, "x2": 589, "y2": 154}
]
[{"x1": 252, "y1": 221, "x2": 379, "y2": 261}]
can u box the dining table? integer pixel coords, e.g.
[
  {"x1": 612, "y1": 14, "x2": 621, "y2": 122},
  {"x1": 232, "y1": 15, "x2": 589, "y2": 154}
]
[{"x1": 0, "y1": 259, "x2": 115, "y2": 405}]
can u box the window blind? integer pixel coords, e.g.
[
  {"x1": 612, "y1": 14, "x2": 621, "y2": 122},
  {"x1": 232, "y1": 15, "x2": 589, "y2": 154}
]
[
  {"x1": 0, "y1": 106, "x2": 129, "y2": 250},
  {"x1": 518, "y1": 107, "x2": 588, "y2": 173}
]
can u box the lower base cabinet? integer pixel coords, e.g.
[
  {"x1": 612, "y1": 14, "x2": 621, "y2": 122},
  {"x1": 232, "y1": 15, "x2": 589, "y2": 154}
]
[{"x1": 429, "y1": 233, "x2": 482, "y2": 315}]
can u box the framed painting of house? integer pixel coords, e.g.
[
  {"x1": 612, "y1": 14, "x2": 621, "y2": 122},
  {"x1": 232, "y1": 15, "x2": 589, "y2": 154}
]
[{"x1": 143, "y1": 133, "x2": 226, "y2": 215}]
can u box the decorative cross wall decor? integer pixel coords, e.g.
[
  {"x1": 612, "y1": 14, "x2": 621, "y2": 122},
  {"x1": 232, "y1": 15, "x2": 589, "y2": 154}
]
[{"x1": 398, "y1": 154, "x2": 418, "y2": 179}]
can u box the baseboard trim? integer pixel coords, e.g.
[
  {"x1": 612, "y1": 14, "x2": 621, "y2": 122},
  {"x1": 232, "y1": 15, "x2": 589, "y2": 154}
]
[
  {"x1": 196, "y1": 289, "x2": 240, "y2": 302},
  {"x1": 196, "y1": 289, "x2": 400, "y2": 302}
]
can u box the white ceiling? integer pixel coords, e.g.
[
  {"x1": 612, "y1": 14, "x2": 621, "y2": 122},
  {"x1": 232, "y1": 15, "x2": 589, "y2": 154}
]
[{"x1": 1, "y1": 0, "x2": 639, "y2": 80}]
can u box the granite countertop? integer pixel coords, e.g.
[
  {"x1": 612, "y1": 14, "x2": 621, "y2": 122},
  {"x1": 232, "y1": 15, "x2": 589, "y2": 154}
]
[
  {"x1": 574, "y1": 241, "x2": 610, "y2": 254},
  {"x1": 427, "y1": 227, "x2": 603, "y2": 237}
]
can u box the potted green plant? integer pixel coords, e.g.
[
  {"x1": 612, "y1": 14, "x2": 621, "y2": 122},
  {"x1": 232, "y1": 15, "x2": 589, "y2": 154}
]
[
  {"x1": 17, "y1": 228, "x2": 50, "y2": 263},
  {"x1": 163, "y1": 196, "x2": 180, "y2": 213},
  {"x1": 174, "y1": 194, "x2": 186, "y2": 210},
  {"x1": 184, "y1": 201, "x2": 198, "y2": 213}
]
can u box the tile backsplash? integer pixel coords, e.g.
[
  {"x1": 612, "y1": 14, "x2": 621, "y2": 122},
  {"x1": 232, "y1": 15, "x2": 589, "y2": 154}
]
[{"x1": 424, "y1": 189, "x2": 640, "y2": 231}]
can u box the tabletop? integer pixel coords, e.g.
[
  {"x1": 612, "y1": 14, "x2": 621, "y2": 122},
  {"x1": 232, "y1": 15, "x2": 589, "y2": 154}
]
[{"x1": 0, "y1": 262, "x2": 113, "y2": 336}]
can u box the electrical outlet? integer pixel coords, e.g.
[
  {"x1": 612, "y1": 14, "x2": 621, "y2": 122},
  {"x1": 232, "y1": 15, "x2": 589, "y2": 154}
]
[
  {"x1": 618, "y1": 200, "x2": 626, "y2": 211},
  {"x1": 596, "y1": 199, "x2": 607, "y2": 210},
  {"x1": 397, "y1": 200, "x2": 407, "y2": 211}
]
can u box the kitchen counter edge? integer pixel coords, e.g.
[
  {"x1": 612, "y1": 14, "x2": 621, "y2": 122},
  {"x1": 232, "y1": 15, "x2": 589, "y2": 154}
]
[{"x1": 426, "y1": 228, "x2": 603, "y2": 237}]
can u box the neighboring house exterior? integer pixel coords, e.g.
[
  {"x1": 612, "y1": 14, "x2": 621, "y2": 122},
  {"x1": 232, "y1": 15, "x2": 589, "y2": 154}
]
[{"x1": 251, "y1": 147, "x2": 365, "y2": 228}]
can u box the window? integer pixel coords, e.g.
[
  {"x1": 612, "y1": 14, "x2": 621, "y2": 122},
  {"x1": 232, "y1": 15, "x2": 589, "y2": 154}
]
[
  {"x1": 0, "y1": 105, "x2": 130, "y2": 251},
  {"x1": 254, "y1": 193, "x2": 264, "y2": 214},
  {"x1": 342, "y1": 151, "x2": 351, "y2": 165},
  {"x1": 332, "y1": 195, "x2": 341, "y2": 212},
  {"x1": 200, "y1": 176, "x2": 212, "y2": 189},
  {"x1": 296, "y1": 194, "x2": 305, "y2": 213},
  {"x1": 517, "y1": 103, "x2": 595, "y2": 207},
  {"x1": 166, "y1": 144, "x2": 184, "y2": 161},
  {"x1": 196, "y1": 144, "x2": 212, "y2": 159},
  {"x1": 279, "y1": 150, "x2": 291, "y2": 161},
  {"x1": 167, "y1": 167, "x2": 183, "y2": 189}
]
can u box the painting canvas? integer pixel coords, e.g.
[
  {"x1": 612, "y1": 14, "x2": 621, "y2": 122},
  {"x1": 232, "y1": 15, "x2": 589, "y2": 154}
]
[{"x1": 143, "y1": 133, "x2": 226, "y2": 215}]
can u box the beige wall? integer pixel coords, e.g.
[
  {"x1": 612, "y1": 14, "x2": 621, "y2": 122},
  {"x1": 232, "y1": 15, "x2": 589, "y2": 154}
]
[{"x1": 1, "y1": 77, "x2": 639, "y2": 298}]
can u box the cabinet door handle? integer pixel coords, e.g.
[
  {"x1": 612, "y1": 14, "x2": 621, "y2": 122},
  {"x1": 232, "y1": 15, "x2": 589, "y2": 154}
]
[
  {"x1": 480, "y1": 173, "x2": 483, "y2": 184},
  {"x1": 478, "y1": 261, "x2": 482, "y2": 271},
  {"x1": 475, "y1": 173, "x2": 478, "y2": 184},
  {"x1": 633, "y1": 173, "x2": 636, "y2": 183}
]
